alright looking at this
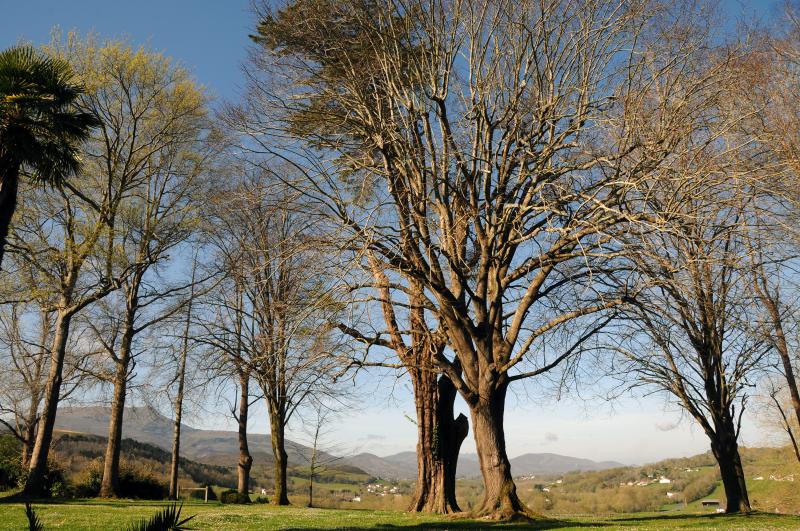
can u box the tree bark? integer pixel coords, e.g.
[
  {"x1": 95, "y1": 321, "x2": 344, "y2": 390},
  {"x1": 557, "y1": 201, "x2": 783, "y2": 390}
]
[
  {"x1": 0, "y1": 159, "x2": 20, "y2": 269},
  {"x1": 710, "y1": 424, "x2": 751, "y2": 513},
  {"x1": 765, "y1": 298, "x2": 800, "y2": 446},
  {"x1": 270, "y1": 415, "x2": 290, "y2": 505},
  {"x1": 237, "y1": 370, "x2": 252, "y2": 496},
  {"x1": 408, "y1": 372, "x2": 468, "y2": 513},
  {"x1": 20, "y1": 387, "x2": 41, "y2": 469},
  {"x1": 99, "y1": 336, "x2": 131, "y2": 497},
  {"x1": 24, "y1": 309, "x2": 71, "y2": 497},
  {"x1": 168, "y1": 331, "x2": 189, "y2": 499},
  {"x1": 467, "y1": 381, "x2": 526, "y2": 519},
  {"x1": 169, "y1": 267, "x2": 195, "y2": 500}
]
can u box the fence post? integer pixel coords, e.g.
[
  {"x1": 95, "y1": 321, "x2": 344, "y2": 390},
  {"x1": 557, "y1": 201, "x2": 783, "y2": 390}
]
[{"x1": 204, "y1": 486, "x2": 208, "y2": 503}]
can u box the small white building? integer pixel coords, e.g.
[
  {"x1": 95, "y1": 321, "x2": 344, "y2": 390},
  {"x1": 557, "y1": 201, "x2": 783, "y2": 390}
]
[
  {"x1": 659, "y1": 477, "x2": 672, "y2": 484},
  {"x1": 352, "y1": 496, "x2": 361, "y2": 502}
]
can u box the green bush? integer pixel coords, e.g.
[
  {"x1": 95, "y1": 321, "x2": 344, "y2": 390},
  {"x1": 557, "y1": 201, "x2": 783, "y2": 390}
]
[
  {"x1": 255, "y1": 495, "x2": 269, "y2": 504},
  {"x1": 186, "y1": 483, "x2": 217, "y2": 501},
  {"x1": 220, "y1": 489, "x2": 251, "y2": 504},
  {"x1": 16, "y1": 460, "x2": 71, "y2": 498},
  {"x1": 0, "y1": 435, "x2": 23, "y2": 490},
  {"x1": 74, "y1": 459, "x2": 166, "y2": 499}
]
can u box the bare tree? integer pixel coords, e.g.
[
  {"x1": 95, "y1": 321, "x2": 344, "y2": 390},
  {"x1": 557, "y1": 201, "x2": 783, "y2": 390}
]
[
  {"x1": 168, "y1": 259, "x2": 198, "y2": 500},
  {"x1": 9, "y1": 124, "x2": 124, "y2": 496},
  {"x1": 295, "y1": 402, "x2": 348, "y2": 508},
  {"x1": 196, "y1": 253, "x2": 258, "y2": 497},
  {"x1": 0, "y1": 288, "x2": 89, "y2": 466},
  {"x1": 610, "y1": 94, "x2": 767, "y2": 512},
  {"x1": 205, "y1": 172, "x2": 341, "y2": 505},
  {"x1": 243, "y1": 0, "x2": 696, "y2": 517}
]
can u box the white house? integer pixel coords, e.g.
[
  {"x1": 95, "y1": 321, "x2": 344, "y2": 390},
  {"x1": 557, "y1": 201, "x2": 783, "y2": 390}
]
[{"x1": 659, "y1": 477, "x2": 672, "y2": 484}]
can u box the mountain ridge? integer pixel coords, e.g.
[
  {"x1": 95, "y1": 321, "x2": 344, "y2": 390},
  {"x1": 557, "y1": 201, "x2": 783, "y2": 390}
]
[{"x1": 54, "y1": 406, "x2": 624, "y2": 480}]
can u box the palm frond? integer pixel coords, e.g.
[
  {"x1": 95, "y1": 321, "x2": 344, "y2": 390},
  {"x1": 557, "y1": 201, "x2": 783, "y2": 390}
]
[
  {"x1": 0, "y1": 45, "x2": 100, "y2": 185},
  {"x1": 25, "y1": 503, "x2": 45, "y2": 531},
  {"x1": 124, "y1": 503, "x2": 195, "y2": 531}
]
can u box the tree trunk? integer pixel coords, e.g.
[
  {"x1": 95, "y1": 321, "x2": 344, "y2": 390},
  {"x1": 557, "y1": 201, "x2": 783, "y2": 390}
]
[
  {"x1": 99, "y1": 342, "x2": 130, "y2": 497},
  {"x1": 468, "y1": 382, "x2": 527, "y2": 519},
  {"x1": 408, "y1": 372, "x2": 468, "y2": 513},
  {"x1": 20, "y1": 422, "x2": 35, "y2": 469},
  {"x1": 710, "y1": 427, "x2": 751, "y2": 513},
  {"x1": 168, "y1": 335, "x2": 188, "y2": 499},
  {"x1": 0, "y1": 160, "x2": 20, "y2": 270},
  {"x1": 169, "y1": 269, "x2": 195, "y2": 500},
  {"x1": 20, "y1": 388, "x2": 41, "y2": 469},
  {"x1": 270, "y1": 416, "x2": 290, "y2": 505},
  {"x1": 770, "y1": 310, "x2": 800, "y2": 447},
  {"x1": 24, "y1": 310, "x2": 71, "y2": 497},
  {"x1": 237, "y1": 370, "x2": 252, "y2": 496}
]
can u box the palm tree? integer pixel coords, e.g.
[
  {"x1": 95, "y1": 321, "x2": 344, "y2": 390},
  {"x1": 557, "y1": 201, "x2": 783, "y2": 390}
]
[{"x1": 0, "y1": 45, "x2": 98, "y2": 269}]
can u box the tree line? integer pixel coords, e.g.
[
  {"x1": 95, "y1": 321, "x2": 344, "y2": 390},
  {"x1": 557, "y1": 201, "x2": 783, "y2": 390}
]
[{"x1": 1, "y1": 0, "x2": 800, "y2": 519}]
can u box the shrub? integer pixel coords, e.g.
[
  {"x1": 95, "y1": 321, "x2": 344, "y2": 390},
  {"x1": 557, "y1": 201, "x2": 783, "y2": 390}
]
[
  {"x1": 255, "y1": 495, "x2": 269, "y2": 504},
  {"x1": 74, "y1": 459, "x2": 166, "y2": 499},
  {"x1": 16, "y1": 460, "x2": 71, "y2": 498},
  {"x1": 0, "y1": 435, "x2": 23, "y2": 490},
  {"x1": 220, "y1": 489, "x2": 251, "y2": 504}
]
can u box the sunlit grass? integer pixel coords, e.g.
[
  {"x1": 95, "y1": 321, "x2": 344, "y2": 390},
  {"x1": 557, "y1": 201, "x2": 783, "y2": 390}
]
[{"x1": 0, "y1": 499, "x2": 798, "y2": 530}]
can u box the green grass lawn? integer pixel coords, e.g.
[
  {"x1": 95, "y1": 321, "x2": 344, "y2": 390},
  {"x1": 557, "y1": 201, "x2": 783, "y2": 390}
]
[{"x1": 0, "y1": 499, "x2": 798, "y2": 530}]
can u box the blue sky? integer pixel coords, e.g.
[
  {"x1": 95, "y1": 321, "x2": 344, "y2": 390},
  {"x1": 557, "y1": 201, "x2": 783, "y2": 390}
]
[
  {"x1": 0, "y1": 0, "x2": 786, "y2": 465},
  {"x1": 0, "y1": 0, "x2": 253, "y2": 102}
]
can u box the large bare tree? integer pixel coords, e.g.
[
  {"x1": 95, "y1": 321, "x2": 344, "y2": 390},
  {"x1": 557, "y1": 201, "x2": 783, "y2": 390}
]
[{"x1": 242, "y1": 0, "x2": 696, "y2": 517}]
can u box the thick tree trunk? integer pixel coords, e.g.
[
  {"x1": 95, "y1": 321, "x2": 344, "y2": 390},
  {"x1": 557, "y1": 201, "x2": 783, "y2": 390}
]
[
  {"x1": 20, "y1": 389, "x2": 41, "y2": 468},
  {"x1": 24, "y1": 310, "x2": 72, "y2": 497},
  {"x1": 21, "y1": 424, "x2": 34, "y2": 469},
  {"x1": 0, "y1": 161, "x2": 20, "y2": 270},
  {"x1": 710, "y1": 426, "x2": 750, "y2": 513},
  {"x1": 468, "y1": 382, "x2": 527, "y2": 519},
  {"x1": 237, "y1": 370, "x2": 252, "y2": 496},
  {"x1": 270, "y1": 417, "x2": 290, "y2": 505},
  {"x1": 99, "y1": 349, "x2": 130, "y2": 497},
  {"x1": 408, "y1": 372, "x2": 468, "y2": 513}
]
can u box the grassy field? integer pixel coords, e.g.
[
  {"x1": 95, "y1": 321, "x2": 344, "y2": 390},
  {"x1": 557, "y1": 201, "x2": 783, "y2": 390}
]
[{"x1": 0, "y1": 500, "x2": 798, "y2": 530}]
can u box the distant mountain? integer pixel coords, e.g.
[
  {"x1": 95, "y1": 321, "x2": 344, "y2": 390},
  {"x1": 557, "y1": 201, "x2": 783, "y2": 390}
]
[
  {"x1": 54, "y1": 406, "x2": 338, "y2": 469},
  {"x1": 55, "y1": 407, "x2": 622, "y2": 481},
  {"x1": 509, "y1": 453, "x2": 624, "y2": 476},
  {"x1": 341, "y1": 450, "x2": 622, "y2": 480}
]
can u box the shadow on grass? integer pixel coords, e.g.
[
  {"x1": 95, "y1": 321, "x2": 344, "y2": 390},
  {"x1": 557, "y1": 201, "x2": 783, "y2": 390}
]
[
  {"x1": 280, "y1": 517, "x2": 608, "y2": 530},
  {"x1": 0, "y1": 492, "x2": 210, "y2": 508},
  {"x1": 610, "y1": 510, "x2": 799, "y2": 524}
]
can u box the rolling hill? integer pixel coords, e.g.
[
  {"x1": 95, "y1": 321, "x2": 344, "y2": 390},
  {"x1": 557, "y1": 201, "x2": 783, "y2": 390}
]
[
  {"x1": 342, "y1": 450, "x2": 623, "y2": 479},
  {"x1": 54, "y1": 407, "x2": 623, "y2": 480}
]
